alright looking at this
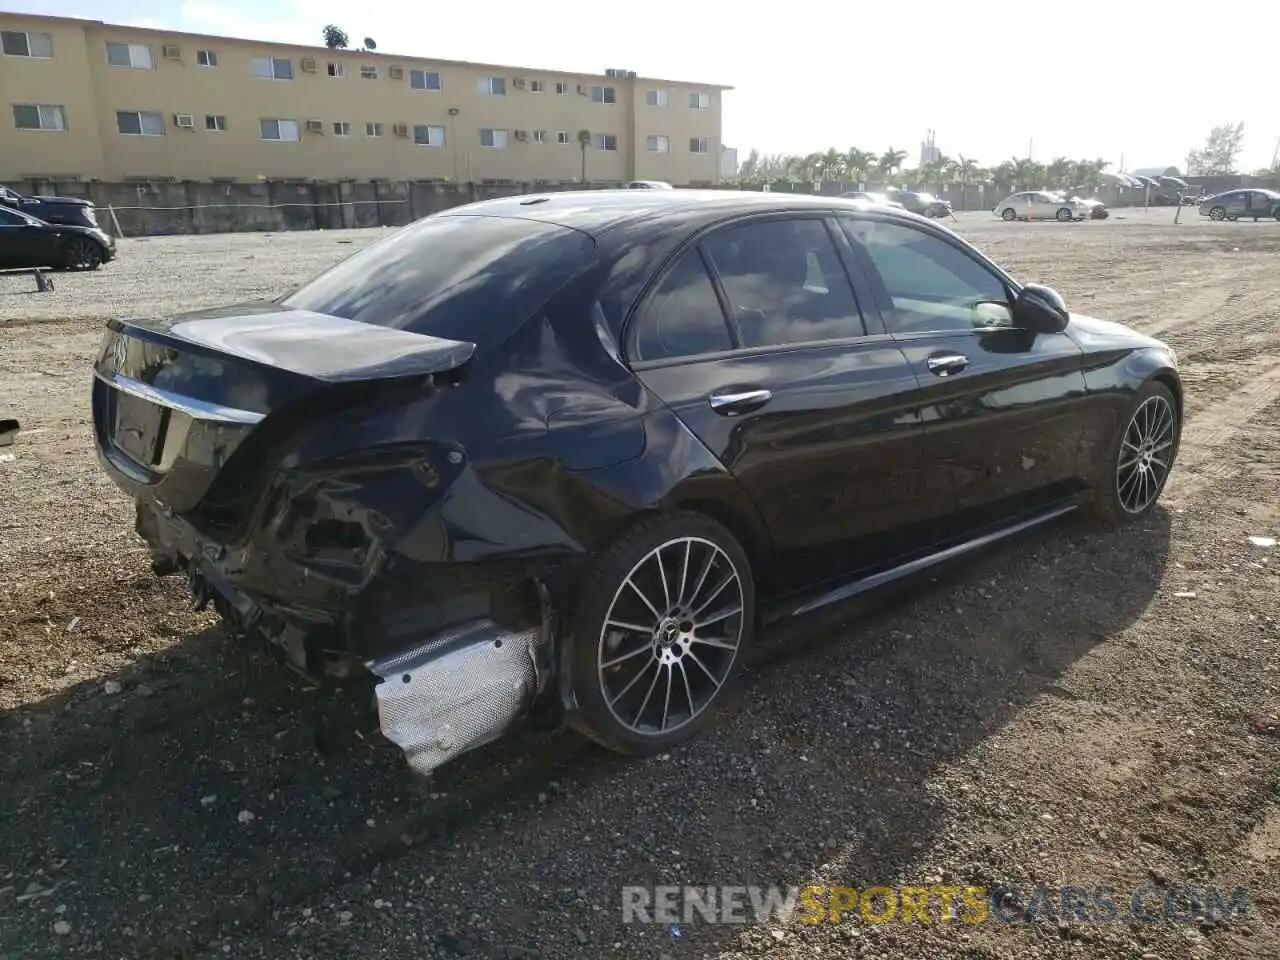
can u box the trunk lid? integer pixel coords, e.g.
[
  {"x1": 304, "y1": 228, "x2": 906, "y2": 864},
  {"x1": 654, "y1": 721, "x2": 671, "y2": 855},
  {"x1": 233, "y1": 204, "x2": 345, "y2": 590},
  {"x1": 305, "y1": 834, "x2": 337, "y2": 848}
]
[{"x1": 92, "y1": 304, "x2": 475, "y2": 513}]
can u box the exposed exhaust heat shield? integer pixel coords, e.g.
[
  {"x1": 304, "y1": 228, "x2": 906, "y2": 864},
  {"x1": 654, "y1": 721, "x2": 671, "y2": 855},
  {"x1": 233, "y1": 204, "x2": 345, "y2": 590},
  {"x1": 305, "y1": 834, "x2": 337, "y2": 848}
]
[{"x1": 368, "y1": 619, "x2": 544, "y2": 776}]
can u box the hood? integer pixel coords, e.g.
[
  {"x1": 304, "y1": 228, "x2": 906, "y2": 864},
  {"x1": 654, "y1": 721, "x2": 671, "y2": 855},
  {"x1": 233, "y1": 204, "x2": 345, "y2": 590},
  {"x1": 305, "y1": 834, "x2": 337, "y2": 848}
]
[{"x1": 1066, "y1": 313, "x2": 1171, "y2": 354}]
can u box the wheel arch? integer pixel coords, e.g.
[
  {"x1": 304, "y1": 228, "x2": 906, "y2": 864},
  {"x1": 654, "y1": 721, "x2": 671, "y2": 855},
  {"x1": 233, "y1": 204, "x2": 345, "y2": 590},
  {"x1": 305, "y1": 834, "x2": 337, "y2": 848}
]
[{"x1": 1148, "y1": 368, "x2": 1183, "y2": 426}]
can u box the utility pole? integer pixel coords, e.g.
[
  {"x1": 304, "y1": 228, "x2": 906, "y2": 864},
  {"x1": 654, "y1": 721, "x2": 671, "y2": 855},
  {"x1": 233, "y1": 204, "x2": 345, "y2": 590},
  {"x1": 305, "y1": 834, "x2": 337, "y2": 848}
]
[{"x1": 1027, "y1": 138, "x2": 1033, "y2": 160}]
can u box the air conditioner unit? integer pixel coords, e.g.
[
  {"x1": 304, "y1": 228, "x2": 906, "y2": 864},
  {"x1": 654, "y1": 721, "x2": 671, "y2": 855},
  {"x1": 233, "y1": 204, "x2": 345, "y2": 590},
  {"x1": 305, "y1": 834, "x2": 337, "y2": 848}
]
[
  {"x1": 392, "y1": 122, "x2": 409, "y2": 137},
  {"x1": 162, "y1": 44, "x2": 181, "y2": 60},
  {"x1": 300, "y1": 57, "x2": 317, "y2": 72},
  {"x1": 305, "y1": 119, "x2": 324, "y2": 134},
  {"x1": 388, "y1": 65, "x2": 404, "y2": 80},
  {"x1": 173, "y1": 113, "x2": 195, "y2": 128},
  {"x1": 514, "y1": 129, "x2": 528, "y2": 141},
  {"x1": 512, "y1": 77, "x2": 527, "y2": 89}
]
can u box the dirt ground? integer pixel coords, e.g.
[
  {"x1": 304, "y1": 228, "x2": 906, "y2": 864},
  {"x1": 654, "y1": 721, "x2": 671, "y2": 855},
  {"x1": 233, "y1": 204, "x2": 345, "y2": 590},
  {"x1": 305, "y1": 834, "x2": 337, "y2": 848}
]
[{"x1": 1, "y1": 208, "x2": 1278, "y2": 960}]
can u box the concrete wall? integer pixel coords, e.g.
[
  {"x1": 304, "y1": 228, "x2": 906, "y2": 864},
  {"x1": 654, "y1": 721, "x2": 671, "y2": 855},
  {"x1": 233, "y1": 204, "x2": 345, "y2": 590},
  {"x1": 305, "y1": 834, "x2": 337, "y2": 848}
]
[{"x1": 1, "y1": 178, "x2": 635, "y2": 236}]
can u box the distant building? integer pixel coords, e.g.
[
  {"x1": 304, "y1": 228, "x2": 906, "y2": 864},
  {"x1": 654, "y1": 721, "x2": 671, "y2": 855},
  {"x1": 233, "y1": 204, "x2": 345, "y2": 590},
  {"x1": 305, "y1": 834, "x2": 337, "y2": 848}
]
[
  {"x1": 920, "y1": 129, "x2": 940, "y2": 167},
  {"x1": 0, "y1": 12, "x2": 730, "y2": 184},
  {"x1": 720, "y1": 145, "x2": 738, "y2": 178},
  {"x1": 1132, "y1": 166, "x2": 1181, "y2": 178}
]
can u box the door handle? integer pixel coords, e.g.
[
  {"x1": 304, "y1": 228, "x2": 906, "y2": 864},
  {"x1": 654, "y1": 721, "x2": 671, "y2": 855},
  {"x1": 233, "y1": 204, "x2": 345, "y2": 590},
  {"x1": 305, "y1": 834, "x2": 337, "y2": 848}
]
[
  {"x1": 926, "y1": 353, "x2": 968, "y2": 376},
  {"x1": 708, "y1": 388, "x2": 773, "y2": 415}
]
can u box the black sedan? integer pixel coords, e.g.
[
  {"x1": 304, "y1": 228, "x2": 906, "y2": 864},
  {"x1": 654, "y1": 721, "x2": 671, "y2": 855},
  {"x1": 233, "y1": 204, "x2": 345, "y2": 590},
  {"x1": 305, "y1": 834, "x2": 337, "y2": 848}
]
[
  {"x1": 889, "y1": 190, "x2": 953, "y2": 218},
  {"x1": 0, "y1": 185, "x2": 102, "y2": 229},
  {"x1": 0, "y1": 205, "x2": 116, "y2": 270},
  {"x1": 91, "y1": 191, "x2": 1181, "y2": 777}
]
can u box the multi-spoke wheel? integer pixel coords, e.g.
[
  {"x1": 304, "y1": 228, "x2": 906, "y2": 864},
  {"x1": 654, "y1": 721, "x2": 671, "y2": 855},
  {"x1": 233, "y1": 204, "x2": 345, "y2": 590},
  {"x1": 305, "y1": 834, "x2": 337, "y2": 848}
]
[
  {"x1": 570, "y1": 512, "x2": 755, "y2": 754},
  {"x1": 1085, "y1": 381, "x2": 1180, "y2": 525},
  {"x1": 63, "y1": 238, "x2": 103, "y2": 271}
]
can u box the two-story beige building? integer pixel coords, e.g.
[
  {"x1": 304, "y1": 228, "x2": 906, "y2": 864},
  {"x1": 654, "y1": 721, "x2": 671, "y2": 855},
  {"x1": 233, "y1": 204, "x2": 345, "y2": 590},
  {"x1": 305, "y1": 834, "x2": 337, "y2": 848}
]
[{"x1": 0, "y1": 13, "x2": 729, "y2": 186}]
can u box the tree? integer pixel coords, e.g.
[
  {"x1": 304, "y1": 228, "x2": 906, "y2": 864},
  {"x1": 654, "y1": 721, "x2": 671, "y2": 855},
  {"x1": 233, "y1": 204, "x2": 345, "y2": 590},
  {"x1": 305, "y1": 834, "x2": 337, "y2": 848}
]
[
  {"x1": 844, "y1": 148, "x2": 875, "y2": 185},
  {"x1": 1186, "y1": 123, "x2": 1245, "y2": 176},
  {"x1": 322, "y1": 24, "x2": 349, "y2": 49},
  {"x1": 876, "y1": 148, "x2": 907, "y2": 182},
  {"x1": 739, "y1": 149, "x2": 760, "y2": 181},
  {"x1": 577, "y1": 129, "x2": 592, "y2": 182}
]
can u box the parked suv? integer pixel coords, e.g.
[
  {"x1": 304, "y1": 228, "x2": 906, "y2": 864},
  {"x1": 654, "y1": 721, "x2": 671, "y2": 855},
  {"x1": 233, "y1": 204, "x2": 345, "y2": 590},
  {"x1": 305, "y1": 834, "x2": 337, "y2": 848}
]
[{"x1": 0, "y1": 186, "x2": 102, "y2": 230}]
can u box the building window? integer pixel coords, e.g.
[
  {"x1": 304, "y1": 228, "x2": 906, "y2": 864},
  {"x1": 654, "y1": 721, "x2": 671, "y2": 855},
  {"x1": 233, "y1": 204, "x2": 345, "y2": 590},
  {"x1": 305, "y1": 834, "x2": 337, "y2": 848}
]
[
  {"x1": 590, "y1": 85, "x2": 617, "y2": 104},
  {"x1": 409, "y1": 69, "x2": 441, "y2": 90},
  {"x1": 688, "y1": 92, "x2": 711, "y2": 110},
  {"x1": 260, "y1": 118, "x2": 300, "y2": 141},
  {"x1": 645, "y1": 89, "x2": 668, "y2": 107},
  {"x1": 116, "y1": 110, "x2": 165, "y2": 136},
  {"x1": 556, "y1": 130, "x2": 570, "y2": 146},
  {"x1": 365, "y1": 121, "x2": 383, "y2": 138},
  {"x1": 107, "y1": 42, "x2": 153, "y2": 70},
  {"x1": 529, "y1": 79, "x2": 545, "y2": 93},
  {"x1": 2, "y1": 30, "x2": 54, "y2": 58},
  {"x1": 205, "y1": 114, "x2": 227, "y2": 131},
  {"x1": 533, "y1": 129, "x2": 548, "y2": 144},
  {"x1": 646, "y1": 134, "x2": 669, "y2": 154},
  {"x1": 12, "y1": 104, "x2": 66, "y2": 131},
  {"x1": 196, "y1": 48, "x2": 218, "y2": 67},
  {"x1": 413, "y1": 124, "x2": 445, "y2": 146},
  {"x1": 252, "y1": 56, "x2": 292, "y2": 80},
  {"x1": 477, "y1": 76, "x2": 506, "y2": 96},
  {"x1": 327, "y1": 62, "x2": 344, "y2": 78},
  {"x1": 333, "y1": 121, "x2": 352, "y2": 137},
  {"x1": 689, "y1": 136, "x2": 710, "y2": 154},
  {"x1": 360, "y1": 64, "x2": 377, "y2": 79},
  {"x1": 592, "y1": 132, "x2": 618, "y2": 151},
  {"x1": 479, "y1": 128, "x2": 508, "y2": 149},
  {"x1": 554, "y1": 81, "x2": 568, "y2": 95}
]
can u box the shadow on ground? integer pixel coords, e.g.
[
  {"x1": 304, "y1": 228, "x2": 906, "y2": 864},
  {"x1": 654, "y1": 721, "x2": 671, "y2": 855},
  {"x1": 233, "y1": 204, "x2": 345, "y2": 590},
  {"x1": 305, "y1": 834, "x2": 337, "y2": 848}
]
[{"x1": 0, "y1": 510, "x2": 1172, "y2": 959}]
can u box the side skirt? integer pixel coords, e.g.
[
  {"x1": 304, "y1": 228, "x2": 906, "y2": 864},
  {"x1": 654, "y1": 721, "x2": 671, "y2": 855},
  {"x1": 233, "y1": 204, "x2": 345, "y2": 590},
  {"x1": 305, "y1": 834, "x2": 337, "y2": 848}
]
[{"x1": 777, "y1": 502, "x2": 1080, "y2": 621}]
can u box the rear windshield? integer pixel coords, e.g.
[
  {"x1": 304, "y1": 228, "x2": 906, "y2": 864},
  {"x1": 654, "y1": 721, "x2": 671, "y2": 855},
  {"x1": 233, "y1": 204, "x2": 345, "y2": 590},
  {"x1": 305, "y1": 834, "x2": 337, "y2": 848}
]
[{"x1": 282, "y1": 214, "x2": 596, "y2": 346}]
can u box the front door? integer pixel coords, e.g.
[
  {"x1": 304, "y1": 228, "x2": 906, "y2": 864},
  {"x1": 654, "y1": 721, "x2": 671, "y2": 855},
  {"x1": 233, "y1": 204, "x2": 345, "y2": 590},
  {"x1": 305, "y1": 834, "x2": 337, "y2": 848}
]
[
  {"x1": 628, "y1": 214, "x2": 929, "y2": 596},
  {"x1": 0, "y1": 208, "x2": 46, "y2": 268},
  {"x1": 839, "y1": 213, "x2": 1090, "y2": 542}
]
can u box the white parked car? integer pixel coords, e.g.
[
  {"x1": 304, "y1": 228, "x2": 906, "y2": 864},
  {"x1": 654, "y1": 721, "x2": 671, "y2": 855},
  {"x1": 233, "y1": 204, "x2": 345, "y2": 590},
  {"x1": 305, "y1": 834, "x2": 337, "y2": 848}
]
[{"x1": 993, "y1": 191, "x2": 1089, "y2": 222}]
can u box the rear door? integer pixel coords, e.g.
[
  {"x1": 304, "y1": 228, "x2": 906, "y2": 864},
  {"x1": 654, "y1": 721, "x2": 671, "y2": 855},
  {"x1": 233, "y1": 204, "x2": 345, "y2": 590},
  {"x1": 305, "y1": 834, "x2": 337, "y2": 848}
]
[
  {"x1": 628, "y1": 214, "x2": 929, "y2": 596},
  {"x1": 0, "y1": 207, "x2": 49, "y2": 268},
  {"x1": 838, "y1": 213, "x2": 1089, "y2": 541}
]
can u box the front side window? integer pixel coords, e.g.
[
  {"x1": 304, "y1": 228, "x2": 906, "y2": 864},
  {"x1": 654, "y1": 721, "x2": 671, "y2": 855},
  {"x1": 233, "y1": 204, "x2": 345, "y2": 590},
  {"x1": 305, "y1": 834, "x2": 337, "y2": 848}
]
[
  {"x1": 282, "y1": 214, "x2": 596, "y2": 346},
  {"x1": 478, "y1": 76, "x2": 505, "y2": 95},
  {"x1": 703, "y1": 218, "x2": 865, "y2": 348},
  {"x1": 260, "y1": 118, "x2": 300, "y2": 141},
  {"x1": 410, "y1": 69, "x2": 441, "y2": 90},
  {"x1": 414, "y1": 124, "x2": 445, "y2": 146},
  {"x1": 479, "y1": 128, "x2": 508, "y2": 148},
  {"x1": 842, "y1": 218, "x2": 1011, "y2": 334},
  {"x1": 590, "y1": 85, "x2": 617, "y2": 104},
  {"x1": 631, "y1": 250, "x2": 733, "y2": 362}
]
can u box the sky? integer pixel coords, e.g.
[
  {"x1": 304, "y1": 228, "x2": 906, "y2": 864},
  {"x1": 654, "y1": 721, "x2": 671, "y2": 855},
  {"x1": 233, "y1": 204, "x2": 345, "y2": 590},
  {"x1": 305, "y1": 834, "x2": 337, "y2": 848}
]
[{"x1": 16, "y1": 0, "x2": 1280, "y2": 173}]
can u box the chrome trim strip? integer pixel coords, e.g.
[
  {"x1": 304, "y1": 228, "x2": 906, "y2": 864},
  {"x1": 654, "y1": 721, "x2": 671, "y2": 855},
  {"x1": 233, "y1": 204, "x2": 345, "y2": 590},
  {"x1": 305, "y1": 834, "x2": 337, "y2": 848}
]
[
  {"x1": 788, "y1": 503, "x2": 1078, "y2": 618},
  {"x1": 95, "y1": 370, "x2": 265, "y2": 425}
]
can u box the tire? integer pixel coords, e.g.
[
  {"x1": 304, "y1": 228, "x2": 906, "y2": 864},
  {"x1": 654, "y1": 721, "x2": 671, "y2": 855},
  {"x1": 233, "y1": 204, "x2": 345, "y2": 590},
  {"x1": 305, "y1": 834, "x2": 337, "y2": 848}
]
[
  {"x1": 1056, "y1": 207, "x2": 1073, "y2": 222},
  {"x1": 569, "y1": 511, "x2": 755, "y2": 755},
  {"x1": 1001, "y1": 207, "x2": 1017, "y2": 221},
  {"x1": 64, "y1": 238, "x2": 103, "y2": 271},
  {"x1": 1083, "y1": 380, "x2": 1180, "y2": 526},
  {"x1": 1208, "y1": 206, "x2": 1226, "y2": 221}
]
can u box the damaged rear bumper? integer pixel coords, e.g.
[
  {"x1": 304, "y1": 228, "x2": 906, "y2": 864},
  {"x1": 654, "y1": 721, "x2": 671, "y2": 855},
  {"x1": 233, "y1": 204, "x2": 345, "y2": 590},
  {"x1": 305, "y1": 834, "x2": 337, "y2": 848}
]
[{"x1": 366, "y1": 619, "x2": 546, "y2": 776}]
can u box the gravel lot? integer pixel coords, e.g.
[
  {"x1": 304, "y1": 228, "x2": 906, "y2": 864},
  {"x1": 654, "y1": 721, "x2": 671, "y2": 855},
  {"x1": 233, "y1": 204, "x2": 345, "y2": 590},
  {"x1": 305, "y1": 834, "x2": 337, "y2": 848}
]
[{"x1": 2, "y1": 208, "x2": 1279, "y2": 960}]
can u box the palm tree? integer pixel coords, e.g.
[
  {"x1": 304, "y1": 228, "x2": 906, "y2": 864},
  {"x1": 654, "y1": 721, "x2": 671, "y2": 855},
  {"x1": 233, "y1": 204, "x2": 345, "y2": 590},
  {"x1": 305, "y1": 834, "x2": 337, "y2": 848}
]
[
  {"x1": 921, "y1": 153, "x2": 954, "y2": 191},
  {"x1": 577, "y1": 129, "x2": 591, "y2": 182},
  {"x1": 876, "y1": 148, "x2": 907, "y2": 183},
  {"x1": 1010, "y1": 157, "x2": 1044, "y2": 190},
  {"x1": 842, "y1": 148, "x2": 874, "y2": 186},
  {"x1": 322, "y1": 24, "x2": 349, "y2": 49},
  {"x1": 1046, "y1": 156, "x2": 1073, "y2": 189}
]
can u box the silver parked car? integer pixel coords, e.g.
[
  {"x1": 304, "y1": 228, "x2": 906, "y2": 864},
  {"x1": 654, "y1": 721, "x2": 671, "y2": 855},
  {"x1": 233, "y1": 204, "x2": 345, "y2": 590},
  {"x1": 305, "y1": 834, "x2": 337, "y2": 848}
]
[
  {"x1": 1198, "y1": 189, "x2": 1280, "y2": 222},
  {"x1": 994, "y1": 191, "x2": 1090, "y2": 222}
]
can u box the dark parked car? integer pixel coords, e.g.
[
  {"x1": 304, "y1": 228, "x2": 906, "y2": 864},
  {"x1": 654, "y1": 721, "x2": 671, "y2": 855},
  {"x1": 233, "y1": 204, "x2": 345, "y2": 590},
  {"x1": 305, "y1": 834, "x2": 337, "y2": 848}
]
[
  {"x1": 888, "y1": 190, "x2": 952, "y2": 218},
  {"x1": 1198, "y1": 189, "x2": 1280, "y2": 222},
  {"x1": 840, "y1": 191, "x2": 905, "y2": 208},
  {"x1": 91, "y1": 191, "x2": 1182, "y2": 777},
  {"x1": 0, "y1": 185, "x2": 102, "y2": 229},
  {"x1": 0, "y1": 206, "x2": 116, "y2": 270}
]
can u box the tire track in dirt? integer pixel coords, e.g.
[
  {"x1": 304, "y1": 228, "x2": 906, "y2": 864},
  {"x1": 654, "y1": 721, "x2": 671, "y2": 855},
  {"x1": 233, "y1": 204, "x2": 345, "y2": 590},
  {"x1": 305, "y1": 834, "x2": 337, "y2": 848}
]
[{"x1": 1166, "y1": 355, "x2": 1280, "y2": 502}]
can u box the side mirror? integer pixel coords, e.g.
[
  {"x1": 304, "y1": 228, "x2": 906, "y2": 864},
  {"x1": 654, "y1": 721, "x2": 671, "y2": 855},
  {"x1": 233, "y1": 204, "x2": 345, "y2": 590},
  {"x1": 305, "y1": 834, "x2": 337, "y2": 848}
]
[{"x1": 1013, "y1": 283, "x2": 1070, "y2": 334}]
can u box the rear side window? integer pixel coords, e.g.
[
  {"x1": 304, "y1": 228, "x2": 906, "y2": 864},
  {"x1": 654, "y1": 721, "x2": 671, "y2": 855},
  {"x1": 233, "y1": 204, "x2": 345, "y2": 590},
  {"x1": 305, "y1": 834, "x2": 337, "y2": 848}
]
[
  {"x1": 283, "y1": 214, "x2": 595, "y2": 346},
  {"x1": 631, "y1": 249, "x2": 733, "y2": 362}
]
